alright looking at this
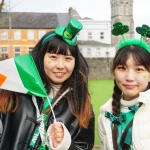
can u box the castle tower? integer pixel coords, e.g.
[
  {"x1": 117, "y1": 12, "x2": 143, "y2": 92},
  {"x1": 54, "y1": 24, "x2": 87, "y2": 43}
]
[{"x1": 110, "y1": 0, "x2": 134, "y2": 46}]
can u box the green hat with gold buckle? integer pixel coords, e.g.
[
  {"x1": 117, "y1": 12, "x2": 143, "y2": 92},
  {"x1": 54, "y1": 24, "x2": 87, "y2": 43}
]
[
  {"x1": 42, "y1": 18, "x2": 83, "y2": 46},
  {"x1": 55, "y1": 18, "x2": 83, "y2": 45}
]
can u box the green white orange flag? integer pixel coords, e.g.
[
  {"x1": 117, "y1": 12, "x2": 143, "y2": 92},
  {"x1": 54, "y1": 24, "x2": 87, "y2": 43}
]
[{"x1": 0, "y1": 54, "x2": 47, "y2": 97}]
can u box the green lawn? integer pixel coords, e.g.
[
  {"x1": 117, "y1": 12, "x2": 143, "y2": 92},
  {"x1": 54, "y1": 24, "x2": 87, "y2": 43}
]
[{"x1": 88, "y1": 79, "x2": 114, "y2": 146}]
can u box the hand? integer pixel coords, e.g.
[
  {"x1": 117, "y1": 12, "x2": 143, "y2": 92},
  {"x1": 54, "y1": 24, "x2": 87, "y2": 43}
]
[{"x1": 51, "y1": 121, "x2": 64, "y2": 148}]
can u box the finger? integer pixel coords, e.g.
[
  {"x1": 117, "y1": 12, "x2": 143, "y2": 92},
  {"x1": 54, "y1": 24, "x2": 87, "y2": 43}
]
[
  {"x1": 54, "y1": 126, "x2": 64, "y2": 133},
  {"x1": 54, "y1": 132, "x2": 64, "y2": 138},
  {"x1": 55, "y1": 137, "x2": 63, "y2": 143},
  {"x1": 53, "y1": 122, "x2": 62, "y2": 127},
  {"x1": 51, "y1": 125, "x2": 59, "y2": 148}
]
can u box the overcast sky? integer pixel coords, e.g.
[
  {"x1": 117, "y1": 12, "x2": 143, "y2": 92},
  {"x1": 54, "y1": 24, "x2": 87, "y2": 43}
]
[{"x1": 3, "y1": 0, "x2": 150, "y2": 38}]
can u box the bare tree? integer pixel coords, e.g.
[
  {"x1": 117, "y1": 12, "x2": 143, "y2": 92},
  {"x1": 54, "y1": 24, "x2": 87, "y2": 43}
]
[{"x1": 0, "y1": 0, "x2": 5, "y2": 12}]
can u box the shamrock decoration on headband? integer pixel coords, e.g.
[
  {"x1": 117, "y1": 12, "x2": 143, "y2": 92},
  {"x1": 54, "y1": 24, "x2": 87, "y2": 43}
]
[
  {"x1": 42, "y1": 18, "x2": 83, "y2": 46},
  {"x1": 112, "y1": 22, "x2": 150, "y2": 52},
  {"x1": 136, "y1": 24, "x2": 150, "y2": 40},
  {"x1": 112, "y1": 22, "x2": 129, "y2": 41}
]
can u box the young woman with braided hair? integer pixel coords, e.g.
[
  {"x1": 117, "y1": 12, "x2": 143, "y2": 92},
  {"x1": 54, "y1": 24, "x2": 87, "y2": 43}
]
[{"x1": 98, "y1": 22, "x2": 150, "y2": 150}]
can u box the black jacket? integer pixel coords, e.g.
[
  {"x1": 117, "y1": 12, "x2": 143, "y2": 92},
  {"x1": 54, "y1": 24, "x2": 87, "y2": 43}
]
[{"x1": 0, "y1": 93, "x2": 95, "y2": 150}]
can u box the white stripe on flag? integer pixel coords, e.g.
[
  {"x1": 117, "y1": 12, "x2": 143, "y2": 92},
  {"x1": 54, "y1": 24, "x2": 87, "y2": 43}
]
[{"x1": 0, "y1": 58, "x2": 28, "y2": 93}]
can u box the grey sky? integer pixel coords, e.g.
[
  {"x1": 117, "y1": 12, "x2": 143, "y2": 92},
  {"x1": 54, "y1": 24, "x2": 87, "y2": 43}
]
[{"x1": 3, "y1": 0, "x2": 150, "y2": 38}]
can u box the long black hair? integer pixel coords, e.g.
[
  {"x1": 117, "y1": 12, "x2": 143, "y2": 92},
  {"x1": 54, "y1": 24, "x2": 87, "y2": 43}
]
[{"x1": 31, "y1": 31, "x2": 92, "y2": 128}]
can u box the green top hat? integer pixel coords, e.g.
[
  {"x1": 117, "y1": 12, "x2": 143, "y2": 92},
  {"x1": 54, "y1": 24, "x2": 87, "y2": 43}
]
[
  {"x1": 42, "y1": 18, "x2": 83, "y2": 46},
  {"x1": 55, "y1": 18, "x2": 83, "y2": 46}
]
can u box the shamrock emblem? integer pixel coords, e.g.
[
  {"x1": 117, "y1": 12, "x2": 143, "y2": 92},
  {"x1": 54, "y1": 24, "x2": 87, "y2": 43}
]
[
  {"x1": 112, "y1": 22, "x2": 129, "y2": 36},
  {"x1": 136, "y1": 24, "x2": 150, "y2": 38}
]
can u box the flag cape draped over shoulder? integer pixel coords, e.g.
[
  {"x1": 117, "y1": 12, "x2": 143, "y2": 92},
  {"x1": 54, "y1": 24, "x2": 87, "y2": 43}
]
[{"x1": 0, "y1": 54, "x2": 47, "y2": 97}]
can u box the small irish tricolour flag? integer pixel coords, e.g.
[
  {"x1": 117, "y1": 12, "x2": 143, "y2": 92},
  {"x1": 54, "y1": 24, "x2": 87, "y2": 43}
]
[{"x1": 0, "y1": 54, "x2": 47, "y2": 97}]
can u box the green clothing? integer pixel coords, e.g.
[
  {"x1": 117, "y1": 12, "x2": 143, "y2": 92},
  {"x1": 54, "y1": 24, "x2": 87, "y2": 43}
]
[
  {"x1": 29, "y1": 97, "x2": 53, "y2": 149},
  {"x1": 118, "y1": 111, "x2": 134, "y2": 150}
]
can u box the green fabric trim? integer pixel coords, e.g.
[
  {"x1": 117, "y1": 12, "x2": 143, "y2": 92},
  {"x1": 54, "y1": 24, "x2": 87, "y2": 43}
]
[
  {"x1": 30, "y1": 97, "x2": 53, "y2": 148},
  {"x1": 42, "y1": 33, "x2": 56, "y2": 45},
  {"x1": 118, "y1": 39, "x2": 150, "y2": 52},
  {"x1": 14, "y1": 54, "x2": 47, "y2": 97}
]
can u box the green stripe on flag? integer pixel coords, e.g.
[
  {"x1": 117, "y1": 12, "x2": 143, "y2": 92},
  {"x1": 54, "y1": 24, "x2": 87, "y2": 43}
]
[{"x1": 14, "y1": 54, "x2": 47, "y2": 97}]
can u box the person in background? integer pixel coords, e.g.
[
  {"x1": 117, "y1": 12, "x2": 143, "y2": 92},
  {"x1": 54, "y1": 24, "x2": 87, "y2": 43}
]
[
  {"x1": 0, "y1": 18, "x2": 95, "y2": 150},
  {"x1": 98, "y1": 22, "x2": 150, "y2": 150}
]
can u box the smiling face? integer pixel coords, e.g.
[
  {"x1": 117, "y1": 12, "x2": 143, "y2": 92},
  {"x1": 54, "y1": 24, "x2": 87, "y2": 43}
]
[
  {"x1": 114, "y1": 54, "x2": 150, "y2": 100},
  {"x1": 43, "y1": 49, "x2": 75, "y2": 85}
]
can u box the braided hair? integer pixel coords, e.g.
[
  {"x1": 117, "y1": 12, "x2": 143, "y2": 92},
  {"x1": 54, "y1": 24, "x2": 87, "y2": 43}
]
[{"x1": 111, "y1": 45, "x2": 150, "y2": 150}]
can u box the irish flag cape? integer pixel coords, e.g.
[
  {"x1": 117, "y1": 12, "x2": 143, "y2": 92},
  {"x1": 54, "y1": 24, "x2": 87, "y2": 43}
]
[
  {"x1": 0, "y1": 54, "x2": 47, "y2": 97},
  {"x1": 0, "y1": 54, "x2": 56, "y2": 146}
]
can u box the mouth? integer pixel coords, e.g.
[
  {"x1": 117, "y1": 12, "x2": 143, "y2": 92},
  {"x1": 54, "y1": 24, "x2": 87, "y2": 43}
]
[
  {"x1": 54, "y1": 72, "x2": 65, "y2": 77},
  {"x1": 124, "y1": 84, "x2": 136, "y2": 89}
]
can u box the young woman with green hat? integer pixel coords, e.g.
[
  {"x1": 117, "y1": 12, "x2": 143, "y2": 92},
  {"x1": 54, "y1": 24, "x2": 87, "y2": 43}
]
[{"x1": 0, "y1": 18, "x2": 94, "y2": 150}]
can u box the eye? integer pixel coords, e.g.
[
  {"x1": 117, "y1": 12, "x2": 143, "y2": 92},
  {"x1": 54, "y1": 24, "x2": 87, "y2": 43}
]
[
  {"x1": 136, "y1": 67, "x2": 144, "y2": 72},
  {"x1": 49, "y1": 54, "x2": 57, "y2": 59},
  {"x1": 117, "y1": 65, "x2": 125, "y2": 70},
  {"x1": 65, "y1": 56, "x2": 73, "y2": 61}
]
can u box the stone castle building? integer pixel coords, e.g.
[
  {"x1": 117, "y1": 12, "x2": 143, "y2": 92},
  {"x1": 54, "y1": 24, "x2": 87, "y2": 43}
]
[{"x1": 110, "y1": 0, "x2": 134, "y2": 46}]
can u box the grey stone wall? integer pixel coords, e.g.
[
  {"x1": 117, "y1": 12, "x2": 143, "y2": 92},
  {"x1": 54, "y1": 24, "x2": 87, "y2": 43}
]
[{"x1": 86, "y1": 58, "x2": 114, "y2": 80}]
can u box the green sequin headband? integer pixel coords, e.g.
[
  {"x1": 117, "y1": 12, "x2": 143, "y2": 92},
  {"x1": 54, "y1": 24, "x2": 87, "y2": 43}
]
[
  {"x1": 41, "y1": 18, "x2": 83, "y2": 46},
  {"x1": 112, "y1": 22, "x2": 150, "y2": 52}
]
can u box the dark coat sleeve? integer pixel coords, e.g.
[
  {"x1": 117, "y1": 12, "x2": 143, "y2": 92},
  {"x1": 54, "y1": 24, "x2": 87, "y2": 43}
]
[
  {"x1": 68, "y1": 113, "x2": 95, "y2": 150},
  {"x1": 46, "y1": 99, "x2": 95, "y2": 150}
]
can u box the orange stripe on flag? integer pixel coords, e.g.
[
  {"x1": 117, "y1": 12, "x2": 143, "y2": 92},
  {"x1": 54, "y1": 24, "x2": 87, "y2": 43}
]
[{"x1": 0, "y1": 74, "x2": 7, "y2": 86}]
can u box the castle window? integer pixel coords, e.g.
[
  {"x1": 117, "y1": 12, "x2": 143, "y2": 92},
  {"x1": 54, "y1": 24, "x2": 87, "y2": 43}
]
[
  {"x1": 100, "y1": 32, "x2": 104, "y2": 39},
  {"x1": 88, "y1": 32, "x2": 92, "y2": 40},
  {"x1": 28, "y1": 47, "x2": 34, "y2": 53},
  {"x1": 39, "y1": 30, "x2": 45, "y2": 40},
  {"x1": 15, "y1": 47, "x2": 21, "y2": 56},
  {"x1": 28, "y1": 30, "x2": 34, "y2": 40},
  {"x1": 87, "y1": 48, "x2": 91, "y2": 57},
  {"x1": 1, "y1": 30, "x2": 8, "y2": 40},
  {"x1": 14, "y1": 30, "x2": 21, "y2": 40},
  {"x1": 1, "y1": 47, "x2": 8, "y2": 58},
  {"x1": 96, "y1": 48, "x2": 100, "y2": 56}
]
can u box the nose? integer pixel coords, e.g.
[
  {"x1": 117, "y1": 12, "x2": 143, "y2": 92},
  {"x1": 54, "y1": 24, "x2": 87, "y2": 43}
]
[
  {"x1": 56, "y1": 58, "x2": 64, "y2": 69},
  {"x1": 125, "y1": 70, "x2": 135, "y2": 81}
]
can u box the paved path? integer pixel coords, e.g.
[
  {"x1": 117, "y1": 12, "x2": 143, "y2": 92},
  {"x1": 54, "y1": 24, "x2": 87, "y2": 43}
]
[{"x1": 93, "y1": 146, "x2": 100, "y2": 150}]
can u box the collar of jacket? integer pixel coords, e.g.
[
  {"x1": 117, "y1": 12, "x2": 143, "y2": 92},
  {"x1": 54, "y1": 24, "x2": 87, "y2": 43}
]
[{"x1": 138, "y1": 89, "x2": 150, "y2": 105}]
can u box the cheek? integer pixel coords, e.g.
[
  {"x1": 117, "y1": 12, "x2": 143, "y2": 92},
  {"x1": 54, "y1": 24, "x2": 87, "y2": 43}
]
[
  {"x1": 114, "y1": 72, "x2": 124, "y2": 83},
  {"x1": 137, "y1": 74, "x2": 150, "y2": 84},
  {"x1": 66, "y1": 62, "x2": 75, "y2": 72},
  {"x1": 47, "y1": 59, "x2": 52, "y2": 64},
  {"x1": 44, "y1": 58, "x2": 53, "y2": 71}
]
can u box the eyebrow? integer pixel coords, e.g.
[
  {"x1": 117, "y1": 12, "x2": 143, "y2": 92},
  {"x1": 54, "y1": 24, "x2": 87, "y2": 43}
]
[{"x1": 65, "y1": 54, "x2": 73, "y2": 56}]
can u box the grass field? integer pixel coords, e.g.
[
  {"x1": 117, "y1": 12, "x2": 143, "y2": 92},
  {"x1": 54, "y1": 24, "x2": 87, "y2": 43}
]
[{"x1": 88, "y1": 79, "x2": 114, "y2": 146}]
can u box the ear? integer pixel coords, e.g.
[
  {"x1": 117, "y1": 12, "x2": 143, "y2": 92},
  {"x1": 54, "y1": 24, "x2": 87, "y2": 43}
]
[{"x1": 149, "y1": 74, "x2": 150, "y2": 82}]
